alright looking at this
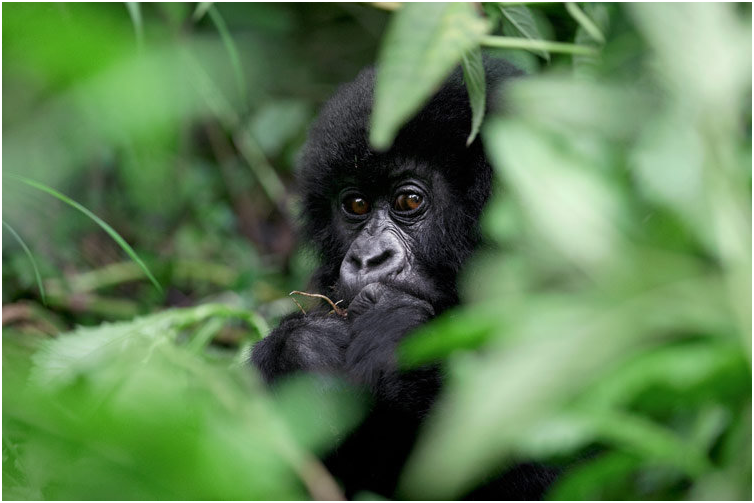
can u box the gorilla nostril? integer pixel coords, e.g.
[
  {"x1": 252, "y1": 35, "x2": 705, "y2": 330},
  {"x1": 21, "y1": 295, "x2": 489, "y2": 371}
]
[
  {"x1": 365, "y1": 249, "x2": 393, "y2": 269},
  {"x1": 348, "y1": 253, "x2": 362, "y2": 269}
]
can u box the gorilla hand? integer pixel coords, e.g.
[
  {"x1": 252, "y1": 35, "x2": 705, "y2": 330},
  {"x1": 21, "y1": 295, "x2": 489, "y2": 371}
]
[
  {"x1": 251, "y1": 313, "x2": 351, "y2": 384},
  {"x1": 344, "y1": 283, "x2": 438, "y2": 405}
]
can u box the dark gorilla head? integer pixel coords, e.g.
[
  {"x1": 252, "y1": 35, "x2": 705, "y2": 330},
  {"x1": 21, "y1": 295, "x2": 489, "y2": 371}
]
[{"x1": 297, "y1": 59, "x2": 522, "y2": 313}]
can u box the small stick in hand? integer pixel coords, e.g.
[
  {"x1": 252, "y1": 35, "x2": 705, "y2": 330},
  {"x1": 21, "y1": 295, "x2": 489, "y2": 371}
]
[{"x1": 289, "y1": 291, "x2": 347, "y2": 318}]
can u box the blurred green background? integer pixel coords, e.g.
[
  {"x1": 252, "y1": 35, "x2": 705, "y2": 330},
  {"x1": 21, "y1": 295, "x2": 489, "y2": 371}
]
[{"x1": 2, "y1": 2, "x2": 751, "y2": 500}]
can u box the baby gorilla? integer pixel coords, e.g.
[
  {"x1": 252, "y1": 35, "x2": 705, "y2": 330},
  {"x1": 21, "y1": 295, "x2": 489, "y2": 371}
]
[{"x1": 252, "y1": 60, "x2": 555, "y2": 499}]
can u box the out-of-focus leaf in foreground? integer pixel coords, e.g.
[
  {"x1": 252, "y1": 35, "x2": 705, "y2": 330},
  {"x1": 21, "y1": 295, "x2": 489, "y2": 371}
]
[
  {"x1": 370, "y1": 2, "x2": 488, "y2": 150},
  {"x1": 3, "y1": 305, "x2": 364, "y2": 500},
  {"x1": 461, "y1": 46, "x2": 486, "y2": 146},
  {"x1": 499, "y1": 4, "x2": 550, "y2": 61},
  {"x1": 397, "y1": 3, "x2": 751, "y2": 499}
]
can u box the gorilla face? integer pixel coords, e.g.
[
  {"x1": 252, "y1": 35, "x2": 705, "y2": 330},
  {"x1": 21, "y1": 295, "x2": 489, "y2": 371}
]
[
  {"x1": 333, "y1": 160, "x2": 453, "y2": 309},
  {"x1": 294, "y1": 62, "x2": 524, "y2": 314}
]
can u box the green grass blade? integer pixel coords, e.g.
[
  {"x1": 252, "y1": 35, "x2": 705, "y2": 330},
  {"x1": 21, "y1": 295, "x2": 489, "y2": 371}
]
[
  {"x1": 3, "y1": 220, "x2": 47, "y2": 305},
  {"x1": 207, "y1": 4, "x2": 246, "y2": 108},
  {"x1": 8, "y1": 174, "x2": 163, "y2": 293}
]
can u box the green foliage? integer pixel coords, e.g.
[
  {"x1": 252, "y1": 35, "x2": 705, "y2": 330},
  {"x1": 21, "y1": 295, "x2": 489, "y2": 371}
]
[
  {"x1": 3, "y1": 2, "x2": 751, "y2": 501},
  {"x1": 370, "y1": 2, "x2": 488, "y2": 150},
  {"x1": 2, "y1": 221, "x2": 46, "y2": 305},
  {"x1": 4, "y1": 305, "x2": 364, "y2": 500},
  {"x1": 460, "y1": 46, "x2": 486, "y2": 146},
  {"x1": 395, "y1": 3, "x2": 751, "y2": 500},
  {"x1": 8, "y1": 174, "x2": 162, "y2": 292},
  {"x1": 499, "y1": 4, "x2": 551, "y2": 61}
]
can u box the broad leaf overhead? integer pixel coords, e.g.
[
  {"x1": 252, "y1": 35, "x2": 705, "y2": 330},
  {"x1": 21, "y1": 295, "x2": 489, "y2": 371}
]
[{"x1": 370, "y1": 2, "x2": 488, "y2": 150}]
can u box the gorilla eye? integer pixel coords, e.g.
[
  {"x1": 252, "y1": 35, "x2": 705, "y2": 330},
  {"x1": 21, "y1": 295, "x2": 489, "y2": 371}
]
[
  {"x1": 394, "y1": 193, "x2": 423, "y2": 212},
  {"x1": 343, "y1": 195, "x2": 370, "y2": 215}
]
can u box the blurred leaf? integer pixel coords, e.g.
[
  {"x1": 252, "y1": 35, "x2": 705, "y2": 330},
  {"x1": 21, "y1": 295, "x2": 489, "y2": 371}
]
[
  {"x1": 2, "y1": 4, "x2": 135, "y2": 88},
  {"x1": 192, "y1": 1, "x2": 213, "y2": 22},
  {"x1": 572, "y1": 3, "x2": 610, "y2": 77},
  {"x1": 566, "y1": 2, "x2": 605, "y2": 45},
  {"x1": 399, "y1": 304, "x2": 499, "y2": 368},
  {"x1": 581, "y1": 341, "x2": 749, "y2": 412},
  {"x1": 249, "y1": 100, "x2": 312, "y2": 157},
  {"x1": 207, "y1": 4, "x2": 247, "y2": 106},
  {"x1": 371, "y1": 2, "x2": 488, "y2": 149},
  {"x1": 124, "y1": 2, "x2": 143, "y2": 48},
  {"x1": 628, "y1": 3, "x2": 751, "y2": 114},
  {"x1": 547, "y1": 452, "x2": 642, "y2": 500},
  {"x1": 499, "y1": 4, "x2": 550, "y2": 61},
  {"x1": 5, "y1": 341, "x2": 308, "y2": 499},
  {"x1": 504, "y1": 76, "x2": 648, "y2": 140},
  {"x1": 461, "y1": 46, "x2": 486, "y2": 146},
  {"x1": 30, "y1": 303, "x2": 264, "y2": 386},
  {"x1": 399, "y1": 274, "x2": 735, "y2": 499},
  {"x1": 273, "y1": 375, "x2": 368, "y2": 456},
  {"x1": 484, "y1": 118, "x2": 625, "y2": 271}
]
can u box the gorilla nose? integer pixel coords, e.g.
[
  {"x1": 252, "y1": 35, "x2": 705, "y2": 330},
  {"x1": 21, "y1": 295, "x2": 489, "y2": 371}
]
[
  {"x1": 351, "y1": 248, "x2": 393, "y2": 269},
  {"x1": 341, "y1": 236, "x2": 406, "y2": 285}
]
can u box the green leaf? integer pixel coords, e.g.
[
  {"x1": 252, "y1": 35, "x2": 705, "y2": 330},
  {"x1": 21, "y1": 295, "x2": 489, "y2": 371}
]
[
  {"x1": 399, "y1": 304, "x2": 499, "y2": 368},
  {"x1": 192, "y1": 1, "x2": 214, "y2": 22},
  {"x1": 2, "y1": 220, "x2": 46, "y2": 305},
  {"x1": 29, "y1": 303, "x2": 265, "y2": 387},
  {"x1": 566, "y1": 2, "x2": 606, "y2": 45},
  {"x1": 547, "y1": 452, "x2": 642, "y2": 500},
  {"x1": 460, "y1": 46, "x2": 486, "y2": 146},
  {"x1": 499, "y1": 4, "x2": 549, "y2": 61},
  {"x1": 484, "y1": 118, "x2": 625, "y2": 270},
  {"x1": 207, "y1": 5, "x2": 246, "y2": 107},
  {"x1": 125, "y1": 2, "x2": 144, "y2": 47},
  {"x1": 572, "y1": 3, "x2": 610, "y2": 77},
  {"x1": 370, "y1": 2, "x2": 488, "y2": 150},
  {"x1": 7, "y1": 174, "x2": 163, "y2": 293}
]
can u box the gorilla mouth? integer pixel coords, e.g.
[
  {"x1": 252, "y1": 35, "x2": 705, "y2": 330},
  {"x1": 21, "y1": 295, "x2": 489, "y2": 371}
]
[{"x1": 336, "y1": 264, "x2": 440, "y2": 310}]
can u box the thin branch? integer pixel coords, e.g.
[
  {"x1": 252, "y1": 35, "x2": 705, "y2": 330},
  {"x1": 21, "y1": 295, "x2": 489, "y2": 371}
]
[
  {"x1": 481, "y1": 35, "x2": 599, "y2": 56},
  {"x1": 565, "y1": 2, "x2": 605, "y2": 44},
  {"x1": 290, "y1": 296, "x2": 307, "y2": 315},
  {"x1": 290, "y1": 291, "x2": 347, "y2": 317}
]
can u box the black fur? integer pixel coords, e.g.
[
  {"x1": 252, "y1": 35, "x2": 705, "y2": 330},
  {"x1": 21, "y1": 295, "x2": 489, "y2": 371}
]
[{"x1": 251, "y1": 59, "x2": 556, "y2": 499}]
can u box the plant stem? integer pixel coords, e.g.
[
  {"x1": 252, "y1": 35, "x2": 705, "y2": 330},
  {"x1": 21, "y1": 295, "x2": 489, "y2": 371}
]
[
  {"x1": 565, "y1": 2, "x2": 606, "y2": 44},
  {"x1": 481, "y1": 35, "x2": 599, "y2": 56}
]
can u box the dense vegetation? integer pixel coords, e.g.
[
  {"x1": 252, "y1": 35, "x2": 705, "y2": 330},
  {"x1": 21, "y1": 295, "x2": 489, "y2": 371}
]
[{"x1": 3, "y1": 3, "x2": 751, "y2": 500}]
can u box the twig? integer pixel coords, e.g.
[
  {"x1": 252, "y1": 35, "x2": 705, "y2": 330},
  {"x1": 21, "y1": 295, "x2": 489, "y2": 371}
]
[
  {"x1": 289, "y1": 291, "x2": 347, "y2": 318},
  {"x1": 290, "y1": 296, "x2": 307, "y2": 315}
]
